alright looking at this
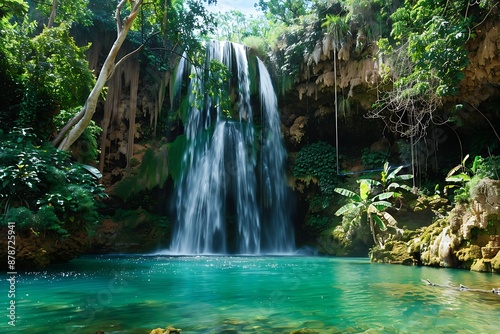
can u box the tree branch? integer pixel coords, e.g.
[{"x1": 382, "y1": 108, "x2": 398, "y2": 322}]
[{"x1": 56, "y1": 0, "x2": 144, "y2": 151}]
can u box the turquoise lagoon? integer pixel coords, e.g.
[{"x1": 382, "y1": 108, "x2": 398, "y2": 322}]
[{"x1": 2, "y1": 256, "x2": 499, "y2": 333}]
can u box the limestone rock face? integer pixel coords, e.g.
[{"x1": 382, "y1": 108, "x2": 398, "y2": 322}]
[
  {"x1": 370, "y1": 241, "x2": 414, "y2": 265},
  {"x1": 371, "y1": 178, "x2": 500, "y2": 272},
  {"x1": 491, "y1": 250, "x2": 500, "y2": 273}
]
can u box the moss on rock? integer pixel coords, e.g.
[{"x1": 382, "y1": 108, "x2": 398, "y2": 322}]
[{"x1": 370, "y1": 241, "x2": 415, "y2": 265}]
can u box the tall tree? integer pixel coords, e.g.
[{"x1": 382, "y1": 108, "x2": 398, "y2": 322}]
[
  {"x1": 256, "y1": 0, "x2": 310, "y2": 24},
  {"x1": 51, "y1": 0, "x2": 145, "y2": 151},
  {"x1": 53, "y1": 0, "x2": 217, "y2": 151}
]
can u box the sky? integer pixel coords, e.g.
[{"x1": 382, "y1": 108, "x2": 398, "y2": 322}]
[{"x1": 205, "y1": 0, "x2": 261, "y2": 17}]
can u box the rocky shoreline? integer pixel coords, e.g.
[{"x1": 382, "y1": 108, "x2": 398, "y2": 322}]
[{"x1": 370, "y1": 178, "x2": 500, "y2": 273}]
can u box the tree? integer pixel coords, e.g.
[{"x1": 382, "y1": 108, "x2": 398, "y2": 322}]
[
  {"x1": 52, "y1": 0, "x2": 217, "y2": 151},
  {"x1": 0, "y1": 0, "x2": 95, "y2": 137},
  {"x1": 334, "y1": 179, "x2": 398, "y2": 247},
  {"x1": 0, "y1": 0, "x2": 28, "y2": 19},
  {"x1": 34, "y1": 0, "x2": 92, "y2": 28},
  {"x1": 334, "y1": 163, "x2": 412, "y2": 247},
  {"x1": 366, "y1": 0, "x2": 495, "y2": 182},
  {"x1": 256, "y1": 0, "x2": 310, "y2": 25},
  {"x1": 52, "y1": 0, "x2": 143, "y2": 151}
]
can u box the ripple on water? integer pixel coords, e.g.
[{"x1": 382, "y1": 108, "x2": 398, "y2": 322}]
[{"x1": 5, "y1": 256, "x2": 499, "y2": 333}]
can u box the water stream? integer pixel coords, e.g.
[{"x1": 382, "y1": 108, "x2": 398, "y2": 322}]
[{"x1": 169, "y1": 41, "x2": 294, "y2": 254}]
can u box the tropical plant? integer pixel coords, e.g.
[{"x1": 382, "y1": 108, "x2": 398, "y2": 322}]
[
  {"x1": 380, "y1": 161, "x2": 413, "y2": 192},
  {"x1": 0, "y1": 128, "x2": 107, "y2": 235},
  {"x1": 366, "y1": 0, "x2": 495, "y2": 181},
  {"x1": 361, "y1": 147, "x2": 390, "y2": 169},
  {"x1": 443, "y1": 154, "x2": 498, "y2": 203},
  {"x1": 334, "y1": 162, "x2": 412, "y2": 247},
  {"x1": 334, "y1": 179, "x2": 398, "y2": 247},
  {"x1": 293, "y1": 141, "x2": 338, "y2": 195}
]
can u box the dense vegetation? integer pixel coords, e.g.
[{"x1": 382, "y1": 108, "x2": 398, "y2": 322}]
[{"x1": 1, "y1": 0, "x2": 499, "y2": 265}]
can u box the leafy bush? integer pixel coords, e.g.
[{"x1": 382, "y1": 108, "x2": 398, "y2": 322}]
[
  {"x1": 474, "y1": 155, "x2": 500, "y2": 180},
  {"x1": 293, "y1": 141, "x2": 338, "y2": 195},
  {"x1": 305, "y1": 214, "x2": 331, "y2": 235},
  {"x1": 361, "y1": 147, "x2": 390, "y2": 169},
  {"x1": 0, "y1": 129, "x2": 106, "y2": 235}
]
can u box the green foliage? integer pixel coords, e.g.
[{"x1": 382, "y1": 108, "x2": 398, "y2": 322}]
[
  {"x1": 361, "y1": 147, "x2": 390, "y2": 169},
  {"x1": 407, "y1": 16, "x2": 468, "y2": 96},
  {"x1": 305, "y1": 214, "x2": 330, "y2": 235},
  {"x1": 242, "y1": 35, "x2": 270, "y2": 56},
  {"x1": 293, "y1": 141, "x2": 338, "y2": 195},
  {"x1": 277, "y1": 18, "x2": 322, "y2": 78},
  {"x1": 334, "y1": 161, "x2": 411, "y2": 246},
  {"x1": 0, "y1": 129, "x2": 106, "y2": 235},
  {"x1": 35, "y1": 0, "x2": 92, "y2": 27},
  {"x1": 1, "y1": 13, "x2": 95, "y2": 138},
  {"x1": 474, "y1": 155, "x2": 500, "y2": 180},
  {"x1": 257, "y1": 0, "x2": 309, "y2": 25},
  {"x1": 385, "y1": 0, "x2": 488, "y2": 97},
  {"x1": 54, "y1": 107, "x2": 102, "y2": 163},
  {"x1": 322, "y1": 13, "x2": 350, "y2": 49},
  {"x1": 380, "y1": 162, "x2": 413, "y2": 192},
  {"x1": 445, "y1": 154, "x2": 500, "y2": 203},
  {"x1": 25, "y1": 23, "x2": 94, "y2": 110},
  {"x1": 0, "y1": 0, "x2": 28, "y2": 19},
  {"x1": 334, "y1": 178, "x2": 398, "y2": 247},
  {"x1": 167, "y1": 135, "x2": 187, "y2": 184},
  {"x1": 112, "y1": 145, "x2": 170, "y2": 200}
]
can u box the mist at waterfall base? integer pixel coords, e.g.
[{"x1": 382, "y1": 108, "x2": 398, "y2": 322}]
[{"x1": 165, "y1": 41, "x2": 295, "y2": 255}]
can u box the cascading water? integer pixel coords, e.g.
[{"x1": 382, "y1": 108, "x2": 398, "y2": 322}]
[{"x1": 169, "y1": 41, "x2": 294, "y2": 254}]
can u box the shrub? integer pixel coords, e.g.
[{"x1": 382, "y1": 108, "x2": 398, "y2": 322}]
[
  {"x1": 0, "y1": 128, "x2": 106, "y2": 235},
  {"x1": 293, "y1": 141, "x2": 338, "y2": 195}
]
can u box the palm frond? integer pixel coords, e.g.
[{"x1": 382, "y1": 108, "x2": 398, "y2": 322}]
[
  {"x1": 372, "y1": 214, "x2": 387, "y2": 231},
  {"x1": 334, "y1": 187, "x2": 361, "y2": 201},
  {"x1": 381, "y1": 211, "x2": 398, "y2": 227},
  {"x1": 335, "y1": 202, "x2": 361, "y2": 216}
]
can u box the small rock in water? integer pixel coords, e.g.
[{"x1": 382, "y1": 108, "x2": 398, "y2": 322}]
[
  {"x1": 290, "y1": 329, "x2": 320, "y2": 334},
  {"x1": 149, "y1": 325, "x2": 182, "y2": 334},
  {"x1": 301, "y1": 320, "x2": 325, "y2": 329},
  {"x1": 223, "y1": 318, "x2": 247, "y2": 326}
]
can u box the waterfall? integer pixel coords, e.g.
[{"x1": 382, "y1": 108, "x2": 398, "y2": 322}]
[{"x1": 169, "y1": 41, "x2": 294, "y2": 255}]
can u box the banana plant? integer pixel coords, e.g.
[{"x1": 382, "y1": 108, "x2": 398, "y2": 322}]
[
  {"x1": 334, "y1": 179, "x2": 399, "y2": 248},
  {"x1": 444, "y1": 154, "x2": 481, "y2": 202},
  {"x1": 380, "y1": 162, "x2": 413, "y2": 192}
]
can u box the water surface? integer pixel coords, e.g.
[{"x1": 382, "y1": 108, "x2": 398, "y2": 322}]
[{"x1": 2, "y1": 256, "x2": 499, "y2": 333}]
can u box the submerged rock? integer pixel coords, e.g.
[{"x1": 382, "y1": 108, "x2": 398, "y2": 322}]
[{"x1": 149, "y1": 326, "x2": 181, "y2": 334}]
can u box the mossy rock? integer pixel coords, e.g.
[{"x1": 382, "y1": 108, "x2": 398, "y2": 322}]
[
  {"x1": 290, "y1": 329, "x2": 320, "y2": 334},
  {"x1": 370, "y1": 241, "x2": 414, "y2": 265},
  {"x1": 491, "y1": 251, "x2": 500, "y2": 273},
  {"x1": 456, "y1": 244, "x2": 482, "y2": 269},
  {"x1": 470, "y1": 258, "x2": 492, "y2": 273}
]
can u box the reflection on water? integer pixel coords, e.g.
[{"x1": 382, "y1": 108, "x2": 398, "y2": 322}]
[{"x1": 1, "y1": 256, "x2": 499, "y2": 333}]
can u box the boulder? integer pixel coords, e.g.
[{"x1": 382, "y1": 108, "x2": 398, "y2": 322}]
[
  {"x1": 470, "y1": 258, "x2": 492, "y2": 273},
  {"x1": 491, "y1": 250, "x2": 500, "y2": 273}
]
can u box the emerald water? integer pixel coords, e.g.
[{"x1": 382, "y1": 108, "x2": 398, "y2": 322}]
[{"x1": 3, "y1": 256, "x2": 499, "y2": 333}]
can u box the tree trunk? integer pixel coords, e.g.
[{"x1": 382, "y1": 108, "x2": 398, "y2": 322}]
[
  {"x1": 47, "y1": 0, "x2": 58, "y2": 28},
  {"x1": 56, "y1": 0, "x2": 143, "y2": 151},
  {"x1": 368, "y1": 214, "x2": 382, "y2": 247}
]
